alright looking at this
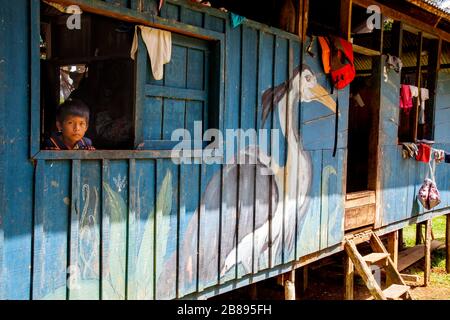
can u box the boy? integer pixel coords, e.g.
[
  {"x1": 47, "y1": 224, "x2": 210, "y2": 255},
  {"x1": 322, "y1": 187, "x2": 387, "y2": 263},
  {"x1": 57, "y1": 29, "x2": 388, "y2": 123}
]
[{"x1": 44, "y1": 99, "x2": 95, "y2": 150}]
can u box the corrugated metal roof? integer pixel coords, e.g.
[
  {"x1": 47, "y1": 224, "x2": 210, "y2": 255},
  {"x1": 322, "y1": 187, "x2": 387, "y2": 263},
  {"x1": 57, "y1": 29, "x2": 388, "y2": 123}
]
[{"x1": 421, "y1": 0, "x2": 450, "y2": 14}]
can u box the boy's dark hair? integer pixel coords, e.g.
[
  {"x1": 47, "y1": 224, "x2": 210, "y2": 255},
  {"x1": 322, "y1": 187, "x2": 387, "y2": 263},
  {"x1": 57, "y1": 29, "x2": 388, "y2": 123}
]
[{"x1": 56, "y1": 99, "x2": 90, "y2": 123}]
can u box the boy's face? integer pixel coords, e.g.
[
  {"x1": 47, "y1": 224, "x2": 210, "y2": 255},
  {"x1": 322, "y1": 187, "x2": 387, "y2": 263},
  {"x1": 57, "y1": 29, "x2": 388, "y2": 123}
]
[{"x1": 57, "y1": 115, "x2": 88, "y2": 147}]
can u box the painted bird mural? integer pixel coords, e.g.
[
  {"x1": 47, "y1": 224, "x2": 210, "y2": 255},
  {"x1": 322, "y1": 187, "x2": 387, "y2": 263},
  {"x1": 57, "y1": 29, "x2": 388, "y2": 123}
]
[{"x1": 157, "y1": 64, "x2": 336, "y2": 297}]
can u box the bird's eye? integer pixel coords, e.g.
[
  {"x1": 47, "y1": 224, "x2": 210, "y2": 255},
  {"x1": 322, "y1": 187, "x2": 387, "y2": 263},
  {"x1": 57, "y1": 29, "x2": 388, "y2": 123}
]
[{"x1": 305, "y1": 75, "x2": 312, "y2": 82}]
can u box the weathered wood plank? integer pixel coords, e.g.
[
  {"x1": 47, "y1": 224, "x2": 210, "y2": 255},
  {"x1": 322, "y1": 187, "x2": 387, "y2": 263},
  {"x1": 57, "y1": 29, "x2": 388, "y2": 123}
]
[
  {"x1": 297, "y1": 150, "x2": 322, "y2": 258},
  {"x1": 102, "y1": 161, "x2": 128, "y2": 299},
  {"x1": 178, "y1": 163, "x2": 200, "y2": 298},
  {"x1": 33, "y1": 161, "x2": 70, "y2": 300},
  {"x1": 198, "y1": 163, "x2": 221, "y2": 290},
  {"x1": 237, "y1": 25, "x2": 257, "y2": 279},
  {"x1": 155, "y1": 160, "x2": 178, "y2": 299},
  {"x1": 132, "y1": 160, "x2": 156, "y2": 299},
  {"x1": 253, "y1": 30, "x2": 275, "y2": 273},
  {"x1": 271, "y1": 35, "x2": 288, "y2": 267}
]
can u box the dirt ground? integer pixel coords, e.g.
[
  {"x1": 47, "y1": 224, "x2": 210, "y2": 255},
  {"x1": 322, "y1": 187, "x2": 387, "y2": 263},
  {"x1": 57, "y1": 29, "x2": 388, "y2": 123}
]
[{"x1": 214, "y1": 249, "x2": 450, "y2": 300}]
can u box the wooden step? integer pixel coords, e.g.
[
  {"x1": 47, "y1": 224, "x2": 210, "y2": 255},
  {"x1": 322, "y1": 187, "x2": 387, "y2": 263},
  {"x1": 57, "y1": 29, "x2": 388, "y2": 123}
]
[
  {"x1": 363, "y1": 252, "x2": 390, "y2": 265},
  {"x1": 383, "y1": 284, "x2": 410, "y2": 300}
]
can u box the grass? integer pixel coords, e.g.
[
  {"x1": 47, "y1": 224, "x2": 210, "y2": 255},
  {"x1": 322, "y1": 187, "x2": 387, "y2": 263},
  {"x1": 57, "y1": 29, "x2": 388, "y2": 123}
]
[{"x1": 402, "y1": 215, "x2": 450, "y2": 288}]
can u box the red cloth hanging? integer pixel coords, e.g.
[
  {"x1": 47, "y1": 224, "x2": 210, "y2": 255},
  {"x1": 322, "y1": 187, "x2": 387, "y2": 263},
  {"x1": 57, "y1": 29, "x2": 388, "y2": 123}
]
[
  {"x1": 416, "y1": 143, "x2": 432, "y2": 163},
  {"x1": 400, "y1": 84, "x2": 413, "y2": 114}
]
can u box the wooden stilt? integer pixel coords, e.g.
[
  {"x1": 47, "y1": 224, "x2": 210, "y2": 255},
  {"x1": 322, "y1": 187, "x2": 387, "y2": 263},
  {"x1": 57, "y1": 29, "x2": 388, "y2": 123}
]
[
  {"x1": 344, "y1": 254, "x2": 354, "y2": 300},
  {"x1": 446, "y1": 214, "x2": 450, "y2": 273},
  {"x1": 284, "y1": 270, "x2": 296, "y2": 300},
  {"x1": 302, "y1": 266, "x2": 309, "y2": 293},
  {"x1": 424, "y1": 219, "x2": 432, "y2": 286},
  {"x1": 416, "y1": 223, "x2": 423, "y2": 245},
  {"x1": 249, "y1": 283, "x2": 258, "y2": 300},
  {"x1": 387, "y1": 231, "x2": 399, "y2": 287},
  {"x1": 399, "y1": 229, "x2": 404, "y2": 251}
]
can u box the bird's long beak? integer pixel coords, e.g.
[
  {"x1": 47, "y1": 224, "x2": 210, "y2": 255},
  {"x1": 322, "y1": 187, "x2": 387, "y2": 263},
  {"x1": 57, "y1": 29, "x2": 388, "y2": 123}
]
[{"x1": 310, "y1": 84, "x2": 336, "y2": 113}]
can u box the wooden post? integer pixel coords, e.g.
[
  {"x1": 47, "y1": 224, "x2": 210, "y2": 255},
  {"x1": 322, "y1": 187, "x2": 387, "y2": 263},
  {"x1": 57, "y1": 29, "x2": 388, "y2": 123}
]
[
  {"x1": 398, "y1": 228, "x2": 404, "y2": 251},
  {"x1": 415, "y1": 223, "x2": 423, "y2": 245},
  {"x1": 249, "y1": 283, "x2": 258, "y2": 300},
  {"x1": 284, "y1": 270, "x2": 296, "y2": 300},
  {"x1": 344, "y1": 254, "x2": 354, "y2": 300},
  {"x1": 303, "y1": 265, "x2": 309, "y2": 293},
  {"x1": 446, "y1": 214, "x2": 450, "y2": 273},
  {"x1": 387, "y1": 231, "x2": 399, "y2": 287},
  {"x1": 424, "y1": 219, "x2": 432, "y2": 286},
  {"x1": 339, "y1": 0, "x2": 352, "y2": 41}
]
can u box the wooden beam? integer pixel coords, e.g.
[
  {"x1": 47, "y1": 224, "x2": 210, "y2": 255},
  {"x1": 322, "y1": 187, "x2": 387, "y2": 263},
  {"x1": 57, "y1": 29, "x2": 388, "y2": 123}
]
[
  {"x1": 424, "y1": 219, "x2": 432, "y2": 286},
  {"x1": 387, "y1": 231, "x2": 399, "y2": 287},
  {"x1": 340, "y1": 0, "x2": 352, "y2": 41},
  {"x1": 297, "y1": 0, "x2": 304, "y2": 40},
  {"x1": 302, "y1": 0, "x2": 309, "y2": 41},
  {"x1": 352, "y1": 0, "x2": 450, "y2": 43},
  {"x1": 413, "y1": 32, "x2": 423, "y2": 141},
  {"x1": 446, "y1": 214, "x2": 450, "y2": 273},
  {"x1": 344, "y1": 254, "x2": 354, "y2": 300}
]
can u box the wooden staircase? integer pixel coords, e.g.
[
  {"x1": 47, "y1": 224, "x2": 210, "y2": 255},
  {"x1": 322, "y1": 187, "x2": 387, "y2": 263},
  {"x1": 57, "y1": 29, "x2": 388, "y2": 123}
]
[{"x1": 344, "y1": 231, "x2": 412, "y2": 300}]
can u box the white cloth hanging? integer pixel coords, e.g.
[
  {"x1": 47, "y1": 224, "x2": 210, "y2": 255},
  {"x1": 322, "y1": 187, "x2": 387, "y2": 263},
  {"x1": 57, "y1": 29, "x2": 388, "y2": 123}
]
[
  {"x1": 130, "y1": 25, "x2": 172, "y2": 81},
  {"x1": 419, "y1": 88, "x2": 429, "y2": 125}
]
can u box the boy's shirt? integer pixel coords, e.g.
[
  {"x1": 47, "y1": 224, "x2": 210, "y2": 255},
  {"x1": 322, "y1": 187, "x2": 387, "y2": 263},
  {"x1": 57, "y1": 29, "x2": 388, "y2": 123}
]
[{"x1": 44, "y1": 132, "x2": 94, "y2": 150}]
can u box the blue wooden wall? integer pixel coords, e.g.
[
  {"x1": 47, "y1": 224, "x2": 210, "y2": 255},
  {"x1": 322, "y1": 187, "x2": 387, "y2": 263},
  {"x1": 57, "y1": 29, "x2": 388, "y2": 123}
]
[
  {"x1": 0, "y1": 0, "x2": 347, "y2": 300},
  {"x1": 379, "y1": 61, "x2": 450, "y2": 227}
]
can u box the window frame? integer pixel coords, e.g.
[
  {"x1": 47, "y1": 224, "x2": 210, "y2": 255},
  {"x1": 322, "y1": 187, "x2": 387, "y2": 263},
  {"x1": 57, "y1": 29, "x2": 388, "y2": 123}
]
[{"x1": 30, "y1": 0, "x2": 225, "y2": 160}]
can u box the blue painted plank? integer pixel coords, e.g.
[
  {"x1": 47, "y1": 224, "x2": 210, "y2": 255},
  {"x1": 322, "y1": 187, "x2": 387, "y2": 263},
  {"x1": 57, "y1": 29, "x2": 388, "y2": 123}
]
[
  {"x1": 178, "y1": 163, "x2": 201, "y2": 297},
  {"x1": 155, "y1": 160, "x2": 178, "y2": 300},
  {"x1": 198, "y1": 163, "x2": 221, "y2": 290},
  {"x1": 322, "y1": 150, "x2": 345, "y2": 247},
  {"x1": 253, "y1": 31, "x2": 275, "y2": 273},
  {"x1": 160, "y1": 3, "x2": 180, "y2": 21},
  {"x1": 236, "y1": 26, "x2": 257, "y2": 279},
  {"x1": 163, "y1": 99, "x2": 186, "y2": 140},
  {"x1": 33, "y1": 160, "x2": 70, "y2": 300},
  {"x1": 127, "y1": 159, "x2": 137, "y2": 300},
  {"x1": 271, "y1": 35, "x2": 288, "y2": 267},
  {"x1": 68, "y1": 160, "x2": 81, "y2": 300},
  {"x1": 204, "y1": 15, "x2": 225, "y2": 33},
  {"x1": 180, "y1": 7, "x2": 203, "y2": 28},
  {"x1": 69, "y1": 161, "x2": 102, "y2": 300},
  {"x1": 165, "y1": 45, "x2": 187, "y2": 88},
  {"x1": 1, "y1": 0, "x2": 34, "y2": 300},
  {"x1": 102, "y1": 160, "x2": 128, "y2": 299},
  {"x1": 187, "y1": 48, "x2": 205, "y2": 90},
  {"x1": 219, "y1": 23, "x2": 240, "y2": 284},
  {"x1": 130, "y1": 159, "x2": 156, "y2": 299},
  {"x1": 297, "y1": 150, "x2": 322, "y2": 258}
]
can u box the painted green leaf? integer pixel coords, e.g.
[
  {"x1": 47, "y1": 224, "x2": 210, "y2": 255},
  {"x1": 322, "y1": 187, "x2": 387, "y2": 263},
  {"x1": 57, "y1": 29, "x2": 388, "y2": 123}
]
[{"x1": 103, "y1": 182, "x2": 127, "y2": 299}]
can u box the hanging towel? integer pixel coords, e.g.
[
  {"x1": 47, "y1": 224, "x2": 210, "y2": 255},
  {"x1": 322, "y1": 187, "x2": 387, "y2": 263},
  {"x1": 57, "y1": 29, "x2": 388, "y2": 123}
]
[
  {"x1": 419, "y1": 88, "x2": 429, "y2": 125},
  {"x1": 416, "y1": 143, "x2": 432, "y2": 163},
  {"x1": 230, "y1": 13, "x2": 246, "y2": 28},
  {"x1": 131, "y1": 25, "x2": 172, "y2": 81},
  {"x1": 400, "y1": 84, "x2": 413, "y2": 113}
]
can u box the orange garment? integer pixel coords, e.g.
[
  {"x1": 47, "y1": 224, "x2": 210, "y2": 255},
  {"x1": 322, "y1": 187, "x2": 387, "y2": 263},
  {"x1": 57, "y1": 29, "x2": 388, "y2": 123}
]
[{"x1": 318, "y1": 36, "x2": 331, "y2": 74}]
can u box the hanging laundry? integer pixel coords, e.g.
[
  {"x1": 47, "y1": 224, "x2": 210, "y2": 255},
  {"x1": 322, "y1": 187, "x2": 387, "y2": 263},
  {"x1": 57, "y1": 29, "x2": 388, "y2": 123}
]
[
  {"x1": 400, "y1": 84, "x2": 413, "y2": 114},
  {"x1": 402, "y1": 142, "x2": 418, "y2": 159},
  {"x1": 419, "y1": 88, "x2": 429, "y2": 125},
  {"x1": 230, "y1": 13, "x2": 246, "y2": 28},
  {"x1": 130, "y1": 25, "x2": 172, "y2": 81},
  {"x1": 434, "y1": 149, "x2": 445, "y2": 163},
  {"x1": 445, "y1": 152, "x2": 450, "y2": 163},
  {"x1": 416, "y1": 143, "x2": 432, "y2": 163},
  {"x1": 409, "y1": 85, "x2": 419, "y2": 103}
]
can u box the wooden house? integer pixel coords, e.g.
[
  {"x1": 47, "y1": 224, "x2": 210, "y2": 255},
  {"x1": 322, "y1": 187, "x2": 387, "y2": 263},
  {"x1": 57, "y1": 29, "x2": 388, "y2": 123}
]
[{"x1": 0, "y1": 0, "x2": 449, "y2": 300}]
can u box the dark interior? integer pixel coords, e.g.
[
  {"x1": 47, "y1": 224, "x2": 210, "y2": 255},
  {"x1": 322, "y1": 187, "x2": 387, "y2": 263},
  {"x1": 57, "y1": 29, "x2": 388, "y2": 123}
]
[{"x1": 40, "y1": 3, "x2": 136, "y2": 149}]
